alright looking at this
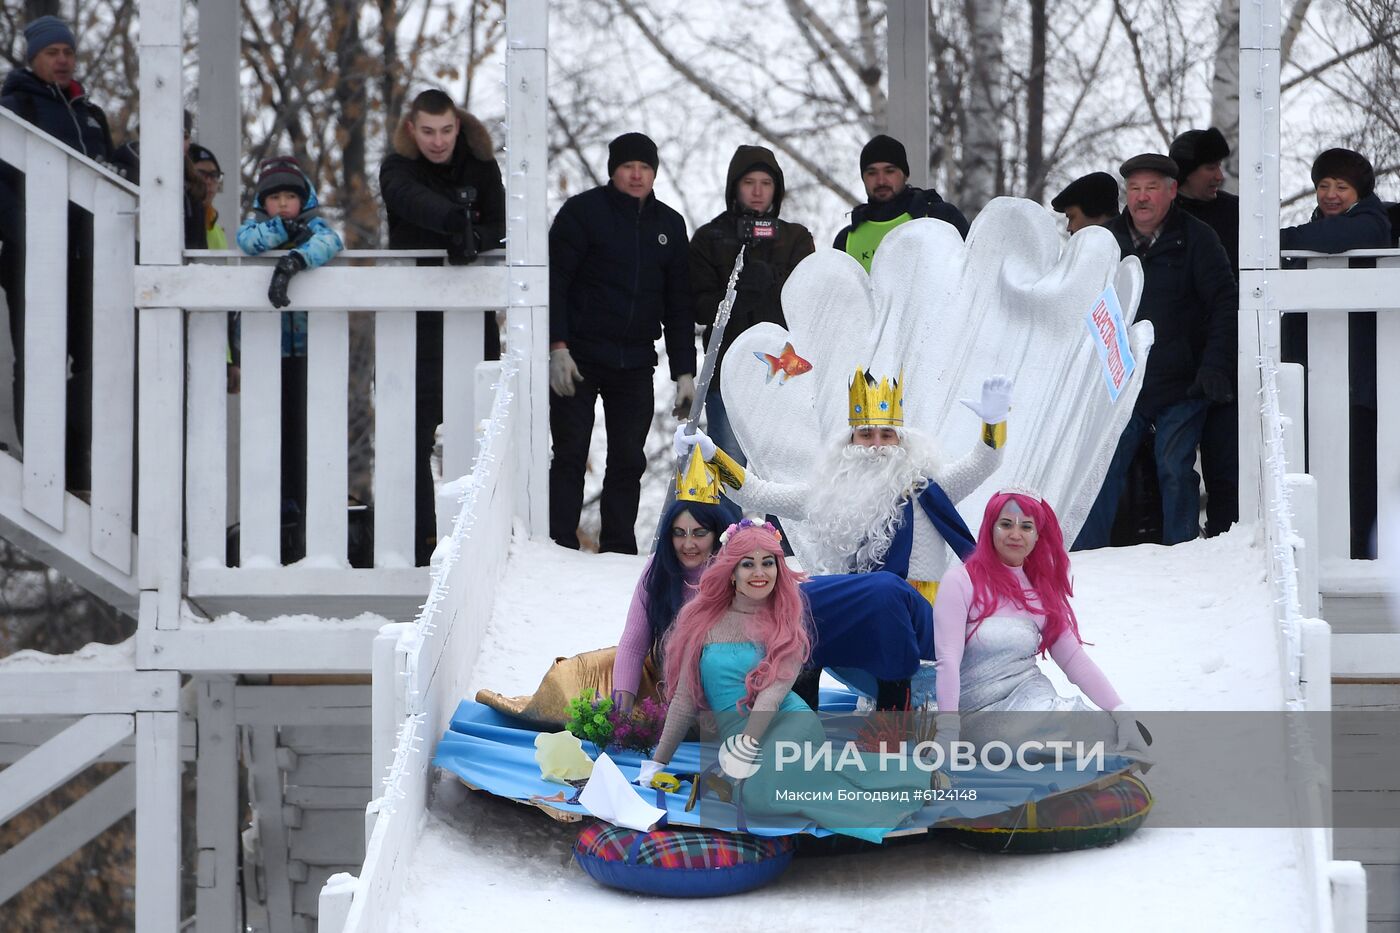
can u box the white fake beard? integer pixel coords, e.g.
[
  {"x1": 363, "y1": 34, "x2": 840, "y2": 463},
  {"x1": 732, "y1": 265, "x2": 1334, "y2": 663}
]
[{"x1": 801, "y1": 431, "x2": 941, "y2": 574}]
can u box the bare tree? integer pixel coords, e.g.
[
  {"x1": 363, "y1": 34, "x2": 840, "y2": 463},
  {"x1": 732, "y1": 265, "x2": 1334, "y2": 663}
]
[
  {"x1": 1210, "y1": 0, "x2": 1241, "y2": 181},
  {"x1": 961, "y1": 0, "x2": 1006, "y2": 214}
]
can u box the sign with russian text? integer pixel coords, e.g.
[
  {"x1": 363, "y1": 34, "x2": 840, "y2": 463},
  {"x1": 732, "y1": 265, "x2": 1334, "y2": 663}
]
[{"x1": 1085, "y1": 285, "x2": 1135, "y2": 402}]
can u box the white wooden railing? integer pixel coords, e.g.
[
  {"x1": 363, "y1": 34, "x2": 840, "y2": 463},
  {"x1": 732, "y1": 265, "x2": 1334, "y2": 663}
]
[
  {"x1": 179, "y1": 250, "x2": 497, "y2": 590},
  {"x1": 317, "y1": 347, "x2": 522, "y2": 933},
  {"x1": 1276, "y1": 249, "x2": 1400, "y2": 600},
  {"x1": 0, "y1": 106, "x2": 139, "y2": 611}
]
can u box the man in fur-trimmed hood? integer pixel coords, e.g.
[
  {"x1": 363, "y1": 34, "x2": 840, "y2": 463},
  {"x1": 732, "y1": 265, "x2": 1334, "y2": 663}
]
[
  {"x1": 379, "y1": 88, "x2": 506, "y2": 564},
  {"x1": 380, "y1": 88, "x2": 505, "y2": 257}
]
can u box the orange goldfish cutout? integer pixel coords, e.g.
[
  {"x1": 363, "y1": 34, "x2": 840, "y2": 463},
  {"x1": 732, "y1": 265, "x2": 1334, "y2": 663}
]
[{"x1": 752, "y1": 342, "x2": 813, "y2": 384}]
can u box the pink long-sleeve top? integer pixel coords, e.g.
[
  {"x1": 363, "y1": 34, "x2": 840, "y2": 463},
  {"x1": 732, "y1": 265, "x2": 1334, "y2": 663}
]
[
  {"x1": 612, "y1": 557, "x2": 705, "y2": 697},
  {"x1": 932, "y1": 562, "x2": 1124, "y2": 714}
]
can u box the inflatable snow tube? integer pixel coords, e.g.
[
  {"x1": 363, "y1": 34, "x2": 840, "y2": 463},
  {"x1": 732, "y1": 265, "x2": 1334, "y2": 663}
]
[
  {"x1": 574, "y1": 822, "x2": 796, "y2": 897},
  {"x1": 940, "y1": 774, "x2": 1152, "y2": 854}
]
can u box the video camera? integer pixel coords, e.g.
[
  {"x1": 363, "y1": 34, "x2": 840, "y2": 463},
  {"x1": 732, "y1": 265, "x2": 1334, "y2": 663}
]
[
  {"x1": 737, "y1": 215, "x2": 777, "y2": 246},
  {"x1": 448, "y1": 186, "x2": 480, "y2": 265}
]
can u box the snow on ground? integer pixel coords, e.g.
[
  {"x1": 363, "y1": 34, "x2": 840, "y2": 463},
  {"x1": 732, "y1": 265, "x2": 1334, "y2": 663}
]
[{"x1": 389, "y1": 526, "x2": 1308, "y2": 932}]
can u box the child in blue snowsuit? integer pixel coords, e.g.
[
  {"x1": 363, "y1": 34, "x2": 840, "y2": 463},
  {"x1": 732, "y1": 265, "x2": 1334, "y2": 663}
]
[{"x1": 236, "y1": 156, "x2": 344, "y2": 560}]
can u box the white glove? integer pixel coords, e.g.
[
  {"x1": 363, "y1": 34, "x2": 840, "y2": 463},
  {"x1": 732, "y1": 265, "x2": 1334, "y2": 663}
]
[
  {"x1": 959, "y1": 375, "x2": 1013, "y2": 424},
  {"x1": 548, "y1": 348, "x2": 584, "y2": 397},
  {"x1": 672, "y1": 373, "x2": 697, "y2": 419},
  {"x1": 1111, "y1": 706, "x2": 1154, "y2": 772},
  {"x1": 634, "y1": 759, "x2": 665, "y2": 786},
  {"x1": 672, "y1": 423, "x2": 716, "y2": 460}
]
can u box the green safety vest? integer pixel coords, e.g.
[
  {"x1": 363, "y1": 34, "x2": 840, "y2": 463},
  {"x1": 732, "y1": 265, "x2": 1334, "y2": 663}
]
[{"x1": 844, "y1": 213, "x2": 913, "y2": 272}]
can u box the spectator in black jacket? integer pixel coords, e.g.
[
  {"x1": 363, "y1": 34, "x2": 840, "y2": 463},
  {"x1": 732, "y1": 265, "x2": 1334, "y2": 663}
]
[
  {"x1": 1050, "y1": 172, "x2": 1119, "y2": 233},
  {"x1": 1281, "y1": 148, "x2": 1393, "y2": 559},
  {"x1": 1280, "y1": 148, "x2": 1392, "y2": 253},
  {"x1": 1075, "y1": 154, "x2": 1238, "y2": 550},
  {"x1": 833, "y1": 135, "x2": 969, "y2": 271},
  {"x1": 0, "y1": 16, "x2": 136, "y2": 491},
  {"x1": 379, "y1": 88, "x2": 506, "y2": 563},
  {"x1": 690, "y1": 144, "x2": 815, "y2": 462},
  {"x1": 1171, "y1": 127, "x2": 1240, "y2": 539},
  {"x1": 548, "y1": 132, "x2": 695, "y2": 553},
  {"x1": 0, "y1": 17, "x2": 135, "y2": 176}
]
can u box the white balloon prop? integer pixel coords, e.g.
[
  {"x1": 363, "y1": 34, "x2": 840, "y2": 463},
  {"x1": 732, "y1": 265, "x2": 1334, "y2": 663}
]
[{"x1": 721, "y1": 197, "x2": 1154, "y2": 558}]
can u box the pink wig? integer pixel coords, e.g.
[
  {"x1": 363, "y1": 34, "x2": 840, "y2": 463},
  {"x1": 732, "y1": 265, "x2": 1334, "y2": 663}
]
[
  {"x1": 964, "y1": 492, "x2": 1082, "y2": 654},
  {"x1": 661, "y1": 523, "x2": 812, "y2": 714}
]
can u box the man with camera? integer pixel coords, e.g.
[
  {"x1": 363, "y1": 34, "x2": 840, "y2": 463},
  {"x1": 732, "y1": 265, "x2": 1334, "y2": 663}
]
[
  {"x1": 380, "y1": 88, "x2": 506, "y2": 563},
  {"x1": 689, "y1": 145, "x2": 815, "y2": 462}
]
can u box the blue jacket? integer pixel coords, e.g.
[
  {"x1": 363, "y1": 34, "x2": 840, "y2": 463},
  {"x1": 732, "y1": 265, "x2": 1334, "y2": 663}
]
[
  {"x1": 236, "y1": 170, "x2": 343, "y2": 357},
  {"x1": 548, "y1": 182, "x2": 695, "y2": 377},
  {"x1": 236, "y1": 171, "x2": 344, "y2": 270},
  {"x1": 1280, "y1": 193, "x2": 1394, "y2": 253}
]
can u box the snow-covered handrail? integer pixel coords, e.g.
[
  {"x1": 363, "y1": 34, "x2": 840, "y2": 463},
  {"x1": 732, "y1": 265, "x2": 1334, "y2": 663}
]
[
  {"x1": 1280, "y1": 248, "x2": 1400, "y2": 259},
  {"x1": 330, "y1": 351, "x2": 521, "y2": 933}
]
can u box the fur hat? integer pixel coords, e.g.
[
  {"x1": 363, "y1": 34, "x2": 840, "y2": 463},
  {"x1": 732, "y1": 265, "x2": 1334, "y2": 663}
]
[
  {"x1": 860, "y1": 135, "x2": 910, "y2": 176},
  {"x1": 607, "y1": 132, "x2": 659, "y2": 176},
  {"x1": 1050, "y1": 172, "x2": 1119, "y2": 217},
  {"x1": 1310, "y1": 148, "x2": 1374, "y2": 198},
  {"x1": 1169, "y1": 128, "x2": 1231, "y2": 180},
  {"x1": 255, "y1": 156, "x2": 309, "y2": 203},
  {"x1": 1119, "y1": 153, "x2": 1179, "y2": 181},
  {"x1": 25, "y1": 16, "x2": 76, "y2": 62}
]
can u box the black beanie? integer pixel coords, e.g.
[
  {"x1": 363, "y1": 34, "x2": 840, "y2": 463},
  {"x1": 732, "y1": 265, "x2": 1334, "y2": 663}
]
[
  {"x1": 1169, "y1": 128, "x2": 1231, "y2": 179},
  {"x1": 188, "y1": 143, "x2": 221, "y2": 173},
  {"x1": 607, "y1": 132, "x2": 659, "y2": 176},
  {"x1": 860, "y1": 135, "x2": 910, "y2": 176},
  {"x1": 1310, "y1": 148, "x2": 1374, "y2": 198},
  {"x1": 1051, "y1": 172, "x2": 1119, "y2": 218}
]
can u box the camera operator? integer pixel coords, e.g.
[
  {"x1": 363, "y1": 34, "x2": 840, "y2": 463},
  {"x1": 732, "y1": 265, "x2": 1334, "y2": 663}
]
[
  {"x1": 689, "y1": 145, "x2": 815, "y2": 463},
  {"x1": 380, "y1": 88, "x2": 505, "y2": 563}
]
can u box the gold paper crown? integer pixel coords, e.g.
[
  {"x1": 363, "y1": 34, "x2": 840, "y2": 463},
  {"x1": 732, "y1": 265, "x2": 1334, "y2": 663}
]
[
  {"x1": 676, "y1": 444, "x2": 722, "y2": 505},
  {"x1": 848, "y1": 367, "x2": 905, "y2": 426}
]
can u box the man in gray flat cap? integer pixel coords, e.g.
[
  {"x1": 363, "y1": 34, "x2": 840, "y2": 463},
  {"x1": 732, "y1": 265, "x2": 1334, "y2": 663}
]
[{"x1": 1075, "y1": 153, "x2": 1237, "y2": 551}]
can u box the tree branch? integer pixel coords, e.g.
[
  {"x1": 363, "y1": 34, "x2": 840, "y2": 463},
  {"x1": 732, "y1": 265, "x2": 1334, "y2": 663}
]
[
  {"x1": 1281, "y1": 25, "x2": 1400, "y2": 93},
  {"x1": 610, "y1": 0, "x2": 856, "y2": 202},
  {"x1": 547, "y1": 94, "x2": 603, "y2": 189},
  {"x1": 1111, "y1": 0, "x2": 1172, "y2": 147},
  {"x1": 1279, "y1": 0, "x2": 1312, "y2": 65}
]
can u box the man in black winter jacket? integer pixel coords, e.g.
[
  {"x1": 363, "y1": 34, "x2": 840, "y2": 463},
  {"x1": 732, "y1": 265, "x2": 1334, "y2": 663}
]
[
  {"x1": 690, "y1": 144, "x2": 815, "y2": 461},
  {"x1": 1171, "y1": 127, "x2": 1240, "y2": 538},
  {"x1": 548, "y1": 133, "x2": 696, "y2": 553},
  {"x1": 833, "y1": 135, "x2": 969, "y2": 271},
  {"x1": 0, "y1": 17, "x2": 134, "y2": 176},
  {"x1": 380, "y1": 89, "x2": 506, "y2": 564},
  {"x1": 1076, "y1": 154, "x2": 1238, "y2": 551}
]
